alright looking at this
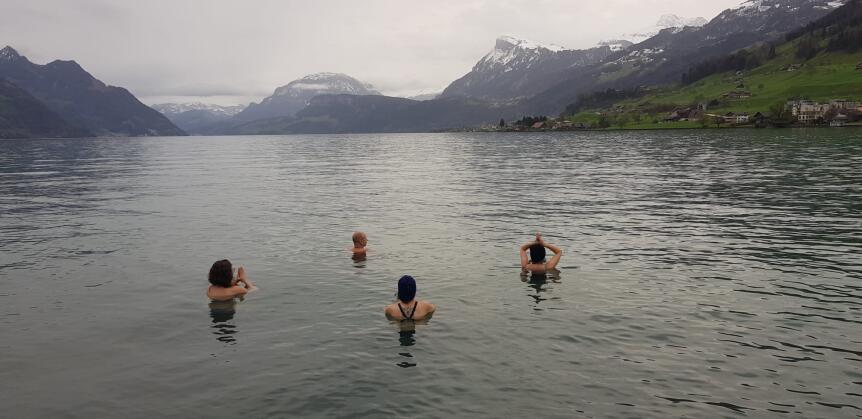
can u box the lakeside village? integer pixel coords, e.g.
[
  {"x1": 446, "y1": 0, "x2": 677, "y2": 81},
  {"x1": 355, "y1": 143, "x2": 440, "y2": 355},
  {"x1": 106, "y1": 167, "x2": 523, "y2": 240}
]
[
  {"x1": 476, "y1": 62, "x2": 862, "y2": 132},
  {"x1": 484, "y1": 97, "x2": 862, "y2": 132}
]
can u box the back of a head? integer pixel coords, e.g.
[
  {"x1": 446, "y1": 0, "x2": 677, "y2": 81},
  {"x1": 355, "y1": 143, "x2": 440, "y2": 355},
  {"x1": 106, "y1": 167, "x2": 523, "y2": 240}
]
[
  {"x1": 398, "y1": 275, "x2": 417, "y2": 302},
  {"x1": 529, "y1": 244, "x2": 546, "y2": 263},
  {"x1": 352, "y1": 231, "x2": 367, "y2": 247},
  {"x1": 209, "y1": 259, "x2": 233, "y2": 287}
]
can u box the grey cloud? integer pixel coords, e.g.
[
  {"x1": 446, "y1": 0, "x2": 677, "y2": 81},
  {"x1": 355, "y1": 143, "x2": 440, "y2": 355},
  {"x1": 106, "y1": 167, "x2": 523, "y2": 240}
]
[{"x1": 0, "y1": 0, "x2": 742, "y2": 105}]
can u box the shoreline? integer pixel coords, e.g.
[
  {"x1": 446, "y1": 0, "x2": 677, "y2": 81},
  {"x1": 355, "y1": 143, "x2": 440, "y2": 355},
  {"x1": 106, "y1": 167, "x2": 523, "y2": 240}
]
[
  {"x1": 464, "y1": 124, "x2": 862, "y2": 134},
  {"x1": 3, "y1": 124, "x2": 861, "y2": 140}
]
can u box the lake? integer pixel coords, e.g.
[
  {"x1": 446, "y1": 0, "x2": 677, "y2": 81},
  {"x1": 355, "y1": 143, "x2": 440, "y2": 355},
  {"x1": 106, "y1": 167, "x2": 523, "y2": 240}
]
[{"x1": 1, "y1": 130, "x2": 861, "y2": 418}]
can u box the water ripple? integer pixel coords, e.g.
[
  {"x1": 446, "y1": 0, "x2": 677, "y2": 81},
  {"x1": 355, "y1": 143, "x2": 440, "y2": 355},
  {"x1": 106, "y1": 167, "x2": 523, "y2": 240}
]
[{"x1": 1, "y1": 131, "x2": 861, "y2": 418}]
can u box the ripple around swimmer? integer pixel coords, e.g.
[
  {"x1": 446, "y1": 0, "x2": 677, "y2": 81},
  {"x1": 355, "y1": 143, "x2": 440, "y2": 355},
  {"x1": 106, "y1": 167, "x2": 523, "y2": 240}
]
[{"x1": 1, "y1": 132, "x2": 862, "y2": 418}]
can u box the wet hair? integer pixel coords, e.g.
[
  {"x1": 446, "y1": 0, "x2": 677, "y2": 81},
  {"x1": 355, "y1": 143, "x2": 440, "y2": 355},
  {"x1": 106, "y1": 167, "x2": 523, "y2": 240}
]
[
  {"x1": 209, "y1": 259, "x2": 233, "y2": 287},
  {"x1": 352, "y1": 231, "x2": 367, "y2": 247},
  {"x1": 398, "y1": 275, "x2": 417, "y2": 302},
  {"x1": 529, "y1": 244, "x2": 546, "y2": 263}
]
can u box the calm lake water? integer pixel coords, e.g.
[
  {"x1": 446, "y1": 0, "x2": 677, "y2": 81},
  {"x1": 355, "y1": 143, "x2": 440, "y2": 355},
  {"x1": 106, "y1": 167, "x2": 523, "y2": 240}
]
[{"x1": 1, "y1": 130, "x2": 861, "y2": 418}]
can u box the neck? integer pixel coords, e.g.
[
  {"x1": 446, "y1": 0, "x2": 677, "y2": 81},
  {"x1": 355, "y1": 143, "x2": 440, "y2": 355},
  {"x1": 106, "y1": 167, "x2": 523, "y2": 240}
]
[{"x1": 399, "y1": 299, "x2": 415, "y2": 305}]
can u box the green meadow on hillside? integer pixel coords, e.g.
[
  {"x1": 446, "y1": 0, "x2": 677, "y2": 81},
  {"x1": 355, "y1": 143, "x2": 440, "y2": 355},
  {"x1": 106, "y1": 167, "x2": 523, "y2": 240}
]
[{"x1": 567, "y1": 43, "x2": 862, "y2": 128}]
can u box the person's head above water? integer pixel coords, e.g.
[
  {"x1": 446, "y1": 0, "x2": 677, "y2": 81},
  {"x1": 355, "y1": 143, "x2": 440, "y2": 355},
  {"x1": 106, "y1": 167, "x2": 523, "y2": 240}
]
[
  {"x1": 398, "y1": 275, "x2": 417, "y2": 302},
  {"x1": 209, "y1": 259, "x2": 233, "y2": 288},
  {"x1": 352, "y1": 231, "x2": 368, "y2": 248},
  {"x1": 529, "y1": 243, "x2": 546, "y2": 263},
  {"x1": 385, "y1": 274, "x2": 436, "y2": 321}
]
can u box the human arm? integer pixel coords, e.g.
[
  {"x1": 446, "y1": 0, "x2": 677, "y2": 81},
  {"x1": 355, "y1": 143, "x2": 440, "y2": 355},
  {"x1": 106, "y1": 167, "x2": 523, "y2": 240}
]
[
  {"x1": 236, "y1": 266, "x2": 257, "y2": 291},
  {"x1": 520, "y1": 239, "x2": 537, "y2": 268},
  {"x1": 543, "y1": 242, "x2": 563, "y2": 270}
]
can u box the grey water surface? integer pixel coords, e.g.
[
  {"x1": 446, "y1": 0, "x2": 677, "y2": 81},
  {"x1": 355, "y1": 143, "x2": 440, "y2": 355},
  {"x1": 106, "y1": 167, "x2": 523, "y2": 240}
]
[{"x1": 1, "y1": 130, "x2": 861, "y2": 418}]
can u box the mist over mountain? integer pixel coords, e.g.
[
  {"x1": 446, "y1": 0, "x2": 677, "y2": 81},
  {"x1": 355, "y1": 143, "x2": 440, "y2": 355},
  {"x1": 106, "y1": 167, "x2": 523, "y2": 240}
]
[
  {"x1": 0, "y1": 46, "x2": 185, "y2": 137},
  {"x1": 234, "y1": 73, "x2": 381, "y2": 122}
]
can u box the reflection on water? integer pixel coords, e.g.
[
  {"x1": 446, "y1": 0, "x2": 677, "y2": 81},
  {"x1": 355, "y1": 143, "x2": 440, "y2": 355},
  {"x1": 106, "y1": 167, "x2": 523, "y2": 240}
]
[
  {"x1": 398, "y1": 329, "x2": 416, "y2": 347},
  {"x1": 351, "y1": 252, "x2": 367, "y2": 266},
  {"x1": 2, "y1": 132, "x2": 862, "y2": 418},
  {"x1": 209, "y1": 299, "x2": 238, "y2": 344},
  {"x1": 521, "y1": 270, "x2": 561, "y2": 309},
  {"x1": 394, "y1": 320, "x2": 428, "y2": 368}
]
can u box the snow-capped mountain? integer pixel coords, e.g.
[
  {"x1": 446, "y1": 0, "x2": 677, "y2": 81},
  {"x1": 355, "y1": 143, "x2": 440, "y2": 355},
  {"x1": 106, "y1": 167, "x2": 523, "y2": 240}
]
[
  {"x1": 597, "y1": 40, "x2": 635, "y2": 53},
  {"x1": 235, "y1": 73, "x2": 381, "y2": 121},
  {"x1": 151, "y1": 102, "x2": 247, "y2": 134},
  {"x1": 620, "y1": 14, "x2": 708, "y2": 44},
  {"x1": 606, "y1": 0, "x2": 846, "y2": 71},
  {"x1": 0, "y1": 45, "x2": 21, "y2": 61},
  {"x1": 525, "y1": 0, "x2": 849, "y2": 115},
  {"x1": 708, "y1": 0, "x2": 846, "y2": 38},
  {"x1": 152, "y1": 102, "x2": 245, "y2": 118},
  {"x1": 269, "y1": 72, "x2": 379, "y2": 99},
  {"x1": 406, "y1": 91, "x2": 441, "y2": 101},
  {"x1": 440, "y1": 36, "x2": 613, "y2": 102}
]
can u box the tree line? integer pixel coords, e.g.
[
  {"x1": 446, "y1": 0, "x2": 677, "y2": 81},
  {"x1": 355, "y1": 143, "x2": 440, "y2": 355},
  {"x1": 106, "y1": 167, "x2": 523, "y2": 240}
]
[
  {"x1": 681, "y1": 45, "x2": 774, "y2": 86},
  {"x1": 563, "y1": 88, "x2": 647, "y2": 115},
  {"x1": 682, "y1": 0, "x2": 861, "y2": 85}
]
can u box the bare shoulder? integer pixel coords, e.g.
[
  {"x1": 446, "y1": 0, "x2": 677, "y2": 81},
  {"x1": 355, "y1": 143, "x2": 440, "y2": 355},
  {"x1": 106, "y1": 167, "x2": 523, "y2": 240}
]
[{"x1": 420, "y1": 300, "x2": 437, "y2": 316}]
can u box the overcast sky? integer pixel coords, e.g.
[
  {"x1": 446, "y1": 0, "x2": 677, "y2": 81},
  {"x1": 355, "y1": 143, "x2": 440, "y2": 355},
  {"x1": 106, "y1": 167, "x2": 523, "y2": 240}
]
[{"x1": 1, "y1": 0, "x2": 742, "y2": 106}]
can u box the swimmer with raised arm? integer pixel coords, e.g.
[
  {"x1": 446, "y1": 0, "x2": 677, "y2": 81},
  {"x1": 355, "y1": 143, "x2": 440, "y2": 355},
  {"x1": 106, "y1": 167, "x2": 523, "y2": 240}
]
[
  {"x1": 520, "y1": 233, "x2": 563, "y2": 274},
  {"x1": 207, "y1": 259, "x2": 256, "y2": 301},
  {"x1": 385, "y1": 275, "x2": 436, "y2": 321}
]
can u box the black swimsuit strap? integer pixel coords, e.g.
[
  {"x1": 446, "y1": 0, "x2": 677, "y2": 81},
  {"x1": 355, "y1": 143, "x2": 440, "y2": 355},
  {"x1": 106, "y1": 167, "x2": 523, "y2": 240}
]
[{"x1": 398, "y1": 302, "x2": 418, "y2": 320}]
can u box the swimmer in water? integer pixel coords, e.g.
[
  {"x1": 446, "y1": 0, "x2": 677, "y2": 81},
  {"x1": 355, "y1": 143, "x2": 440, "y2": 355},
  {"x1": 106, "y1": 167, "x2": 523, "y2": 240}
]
[
  {"x1": 385, "y1": 275, "x2": 436, "y2": 321},
  {"x1": 207, "y1": 259, "x2": 256, "y2": 301},
  {"x1": 520, "y1": 233, "x2": 562, "y2": 274},
  {"x1": 350, "y1": 231, "x2": 368, "y2": 257}
]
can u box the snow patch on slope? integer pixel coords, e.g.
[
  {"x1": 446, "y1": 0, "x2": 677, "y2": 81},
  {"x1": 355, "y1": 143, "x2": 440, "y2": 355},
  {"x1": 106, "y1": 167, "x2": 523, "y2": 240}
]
[
  {"x1": 269, "y1": 73, "x2": 380, "y2": 100},
  {"x1": 152, "y1": 102, "x2": 246, "y2": 117},
  {"x1": 477, "y1": 35, "x2": 571, "y2": 72},
  {"x1": 619, "y1": 14, "x2": 708, "y2": 43}
]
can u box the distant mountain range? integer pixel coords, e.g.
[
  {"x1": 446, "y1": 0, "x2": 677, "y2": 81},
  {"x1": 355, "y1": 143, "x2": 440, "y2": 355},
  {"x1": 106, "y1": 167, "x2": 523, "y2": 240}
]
[
  {"x1": 521, "y1": 0, "x2": 849, "y2": 114},
  {"x1": 4, "y1": 0, "x2": 853, "y2": 138},
  {"x1": 279, "y1": 0, "x2": 848, "y2": 133},
  {"x1": 564, "y1": 0, "x2": 862, "y2": 127},
  {"x1": 152, "y1": 102, "x2": 245, "y2": 134},
  {"x1": 0, "y1": 46, "x2": 184, "y2": 138},
  {"x1": 222, "y1": 94, "x2": 516, "y2": 135}
]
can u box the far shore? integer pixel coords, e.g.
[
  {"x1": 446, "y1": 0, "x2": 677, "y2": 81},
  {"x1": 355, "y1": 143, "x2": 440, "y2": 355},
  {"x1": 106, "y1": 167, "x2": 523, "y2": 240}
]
[{"x1": 454, "y1": 123, "x2": 862, "y2": 134}]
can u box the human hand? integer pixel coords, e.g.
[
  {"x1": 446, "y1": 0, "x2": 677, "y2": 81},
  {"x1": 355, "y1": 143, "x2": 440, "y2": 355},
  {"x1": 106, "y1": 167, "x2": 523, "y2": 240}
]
[{"x1": 237, "y1": 266, "x2": 247, "y2": 281}]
